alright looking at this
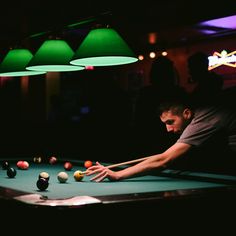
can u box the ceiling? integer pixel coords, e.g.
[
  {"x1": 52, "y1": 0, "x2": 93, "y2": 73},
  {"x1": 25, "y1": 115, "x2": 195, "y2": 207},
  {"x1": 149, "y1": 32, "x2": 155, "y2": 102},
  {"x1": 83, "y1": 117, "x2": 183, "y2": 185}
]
[{"x1": 0, "y1": 1, "x2": 236, "y2": 56}]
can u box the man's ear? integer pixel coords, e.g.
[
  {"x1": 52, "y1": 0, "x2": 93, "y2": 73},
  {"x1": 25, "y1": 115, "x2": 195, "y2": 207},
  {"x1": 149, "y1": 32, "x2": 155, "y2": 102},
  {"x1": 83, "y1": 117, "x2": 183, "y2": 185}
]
[{"x1": 183, "y1": 108, "x2": 192, "y2": 119}]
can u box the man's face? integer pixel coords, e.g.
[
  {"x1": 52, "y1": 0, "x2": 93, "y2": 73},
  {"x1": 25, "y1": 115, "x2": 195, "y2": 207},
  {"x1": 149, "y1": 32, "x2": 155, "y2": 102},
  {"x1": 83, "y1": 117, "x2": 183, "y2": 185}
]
[{"x1": 160, "y1": 109, "x2": 191, "y2": 134}]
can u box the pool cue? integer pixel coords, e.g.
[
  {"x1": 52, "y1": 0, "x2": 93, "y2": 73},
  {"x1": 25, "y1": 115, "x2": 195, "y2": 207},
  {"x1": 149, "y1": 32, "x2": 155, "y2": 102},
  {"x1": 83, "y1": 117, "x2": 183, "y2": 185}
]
[{"x1": 81, "y1": 156, "x2": 149, "y2": 174}]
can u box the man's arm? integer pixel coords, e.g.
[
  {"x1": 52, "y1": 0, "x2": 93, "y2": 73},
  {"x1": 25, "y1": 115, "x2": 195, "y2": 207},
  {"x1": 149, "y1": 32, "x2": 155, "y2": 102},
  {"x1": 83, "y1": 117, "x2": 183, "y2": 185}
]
[{"x1": 86, "y1": 142, "x2": 192, "y2": 182}]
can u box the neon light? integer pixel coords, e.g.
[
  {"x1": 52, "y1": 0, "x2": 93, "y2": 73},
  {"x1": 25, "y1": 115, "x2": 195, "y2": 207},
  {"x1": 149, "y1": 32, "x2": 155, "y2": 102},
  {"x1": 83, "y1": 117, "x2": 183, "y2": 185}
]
[{"x1": 208, "y1": 50, "x2": 236, "y2": 70}]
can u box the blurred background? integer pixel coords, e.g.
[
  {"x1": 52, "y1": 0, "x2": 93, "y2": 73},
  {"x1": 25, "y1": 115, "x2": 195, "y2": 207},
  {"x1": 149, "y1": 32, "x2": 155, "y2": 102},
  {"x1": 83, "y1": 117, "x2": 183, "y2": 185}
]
[{"x1": 0, "y1": 0, "x2": 236, "y2": 161}]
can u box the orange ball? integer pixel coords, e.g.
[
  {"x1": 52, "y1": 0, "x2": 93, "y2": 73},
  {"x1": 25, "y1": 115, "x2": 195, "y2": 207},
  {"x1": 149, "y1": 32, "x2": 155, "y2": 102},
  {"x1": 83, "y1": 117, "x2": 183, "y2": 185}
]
[
  {"x1": 73, "y1": 170, "x2": 84, "y2": 181},
  {"x1": 84, "y1": 160, "x2": 93, "y2": 169}
]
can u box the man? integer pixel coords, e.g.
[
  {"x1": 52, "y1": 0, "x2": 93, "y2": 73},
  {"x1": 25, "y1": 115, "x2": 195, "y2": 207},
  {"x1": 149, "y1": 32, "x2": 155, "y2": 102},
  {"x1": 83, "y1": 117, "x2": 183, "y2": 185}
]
[
  {"x1": 187, "y1": 51, "x2": 223, "y2": 106},
  {"x1": 86, "y1": 91, "x2": 236, "y2": 182}
]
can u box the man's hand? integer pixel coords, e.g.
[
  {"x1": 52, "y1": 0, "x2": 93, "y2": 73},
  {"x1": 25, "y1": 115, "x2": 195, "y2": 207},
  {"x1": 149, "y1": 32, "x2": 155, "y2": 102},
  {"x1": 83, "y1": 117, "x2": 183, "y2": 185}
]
[{"x1": 86, "y1": 162, "x2": 119, "y2": 182}]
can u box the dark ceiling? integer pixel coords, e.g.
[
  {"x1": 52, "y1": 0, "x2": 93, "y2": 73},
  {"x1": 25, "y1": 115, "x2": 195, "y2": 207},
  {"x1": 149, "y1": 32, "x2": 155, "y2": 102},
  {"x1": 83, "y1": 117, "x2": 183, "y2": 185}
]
[{"x1": 0, "y1": 0, "x2": 236, "y2": 56}]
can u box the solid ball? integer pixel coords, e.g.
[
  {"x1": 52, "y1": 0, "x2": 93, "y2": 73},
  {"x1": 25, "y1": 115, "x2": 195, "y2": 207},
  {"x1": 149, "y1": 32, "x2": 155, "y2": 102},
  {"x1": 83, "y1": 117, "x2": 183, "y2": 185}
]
[
  {"x1": 49, "y1": 156, "x2": 57, "y2": 165},
  {"x1": 57, "y1": 171, "x2": 68, "y2": 183},
  {"x1": 36, "y1": 178, "x2": 49, "y2": 191},
  {"x1": 73, "y1": 170, "x2": 84, "y2": 181},
  {"x1": 16, "y1": 160, "x2": 24, "y2": 169},
  {"x1": 84, "y1": 160, "x2": 93, "y2": 169},
  {"x1": 64, "y1": 161, "x2": 73, "y2": 171},
  {"x1": 7, "y1": 167, "x2": 17, "y2": 178},
  {"x1": 21, "y1": 161, "x2": 29, "y2": 170},
  {"x1": 1, "y1": 161, "x2": 10, "y2": 170},
  {"x1": 39, "y1": 171, "x2": 50, "y2": 181}
]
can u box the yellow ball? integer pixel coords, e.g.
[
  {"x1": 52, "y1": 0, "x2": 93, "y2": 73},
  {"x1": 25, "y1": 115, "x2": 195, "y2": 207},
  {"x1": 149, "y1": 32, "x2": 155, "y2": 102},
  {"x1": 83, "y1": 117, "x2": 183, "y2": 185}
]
[{"x1": 73, "y1": 170, "x2": 84, "y2": 181}]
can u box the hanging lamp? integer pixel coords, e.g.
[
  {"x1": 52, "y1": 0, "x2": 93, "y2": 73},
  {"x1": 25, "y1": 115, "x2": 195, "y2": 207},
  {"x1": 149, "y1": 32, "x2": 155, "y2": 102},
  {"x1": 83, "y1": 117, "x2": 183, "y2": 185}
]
[
  {"x1": 0, "y1": 49, "x2": 46, "y2": 77},
  {"x1": 26, "y1": 39, "x2": 85, "y2": 72},
  {"x1": 70, "y1": 27, "x2": 138, "y2": 66}
]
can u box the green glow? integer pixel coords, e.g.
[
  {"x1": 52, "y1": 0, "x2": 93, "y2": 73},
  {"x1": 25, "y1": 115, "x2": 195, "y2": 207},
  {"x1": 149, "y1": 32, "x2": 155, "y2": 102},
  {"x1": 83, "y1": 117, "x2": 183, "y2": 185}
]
[
  {"x1": 28, "y1": 65, "x2": 83, "y2": 71},
  {"x1": 67, "y1": 18, "x2": 96, "y2": 29},
  {"x1": 0, "y1": 49, "x2": 46, "y2": 77},
  {"x1": 72, "y1": 56, "x2": 138, "y2": 66},
  {"x1": 26, "y1": 39, "x2": 85, "y2": 72},
  {"x1": 70, "y1": 28, "x2": 138, "y2": 66}
]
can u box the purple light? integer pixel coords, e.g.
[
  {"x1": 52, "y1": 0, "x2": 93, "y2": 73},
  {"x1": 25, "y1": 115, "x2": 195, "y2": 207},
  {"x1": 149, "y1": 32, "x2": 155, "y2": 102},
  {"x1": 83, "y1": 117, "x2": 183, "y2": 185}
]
[{"x1": 199, "y1": 15, "x2": 236, "y2": 29}]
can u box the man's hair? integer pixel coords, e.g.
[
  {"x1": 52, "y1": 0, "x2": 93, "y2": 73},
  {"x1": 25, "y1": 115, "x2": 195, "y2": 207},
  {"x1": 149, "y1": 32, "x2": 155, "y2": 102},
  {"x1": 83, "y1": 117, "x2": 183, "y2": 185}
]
[{"x1": 157, "y1": 89, "x2": 190, "y2": 115}]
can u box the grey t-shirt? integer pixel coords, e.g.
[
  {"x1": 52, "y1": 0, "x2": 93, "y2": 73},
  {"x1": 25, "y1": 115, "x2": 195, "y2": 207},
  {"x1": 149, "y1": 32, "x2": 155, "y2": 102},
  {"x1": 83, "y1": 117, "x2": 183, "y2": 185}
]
[{"x1": 177, "y1": 105, "x2": 236, "y2": 153}]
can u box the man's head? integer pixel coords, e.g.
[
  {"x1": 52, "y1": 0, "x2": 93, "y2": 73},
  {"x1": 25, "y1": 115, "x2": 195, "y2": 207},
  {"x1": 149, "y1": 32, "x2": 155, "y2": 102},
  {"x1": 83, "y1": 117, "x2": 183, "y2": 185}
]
[{"x1": 158, "y1": 91, "x2": 193, "y2": 134}]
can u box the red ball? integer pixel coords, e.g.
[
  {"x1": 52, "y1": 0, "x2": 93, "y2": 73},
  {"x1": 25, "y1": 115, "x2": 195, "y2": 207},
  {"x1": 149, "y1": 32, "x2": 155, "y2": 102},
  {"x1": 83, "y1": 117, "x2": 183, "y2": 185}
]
[
  {"x1": 64, "y1": 161, "x2": 73, "y2": 171},
  {"x1": 21, "y1": 161, "x2": 29, "y2": 170},
  {"x1": 17, "y1": 160, "x2": 29, "y2": 170},
  {"x1": 84, "y1": 160, "x2": 93, "y2": 169},
  {"x1": 49, "y1": 156, "x2": 57, "y2": 165},
  {"x1": 16, "y1": 160, "x2": 24, "y2": 169}
]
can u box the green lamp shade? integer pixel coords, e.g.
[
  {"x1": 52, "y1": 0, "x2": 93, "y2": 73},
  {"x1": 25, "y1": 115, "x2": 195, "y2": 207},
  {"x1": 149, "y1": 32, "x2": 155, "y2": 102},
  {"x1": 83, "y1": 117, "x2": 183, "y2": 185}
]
[
  {"x1": 70, "y1": 28, "x2": 138, "y2": 66},
  {"x1": 26, "y1": 39, "x2": 85, "y2": 72},
  {"x1": 0, "y1": 49, "x2": 46, "y2": 77}
]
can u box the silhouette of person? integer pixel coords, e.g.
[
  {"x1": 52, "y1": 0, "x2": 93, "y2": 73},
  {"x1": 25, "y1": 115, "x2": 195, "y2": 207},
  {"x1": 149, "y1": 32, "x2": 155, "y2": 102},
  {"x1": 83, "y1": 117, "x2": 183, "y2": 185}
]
[
  {"x1": 133, "y1": 56, "x2": 183, "y2": 155},
  {"x1": 187, "y1": 52, "x2": 224, "y2": 106}
]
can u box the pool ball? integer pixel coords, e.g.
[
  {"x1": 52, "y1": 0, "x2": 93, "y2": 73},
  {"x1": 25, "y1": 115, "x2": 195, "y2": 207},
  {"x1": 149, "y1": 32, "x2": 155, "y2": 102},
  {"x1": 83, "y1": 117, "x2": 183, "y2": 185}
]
[
  {"x1": 39, "y1": 171, "x2": 50, "y2": 181},
  {"x1": 36, "y1": 178, "x2": 49, "y2": 191},
  {"x1": 21, "y1": 161, "x2": 29, "y2": 170},
  {"x1": 84, "y1": 160, "x2": 93, "y2": 169},
  {"x1": 7, "y1": 167, "x2": 17, "y2": 178},
  {"x1": 16, "y1": 160, "x2": 24, "y2": 169},
  {"x1": 33, "y1": 156, "x2": 42, "y2": 164},
  {"x1": 64, "y1": 161, "x2": 73, "y2": 171},
  {"x1": 49, "y1": 156, "x2": 57, "y2": 165},
  {"x1": 73, "y1": 170, "x2": 84, "y2": 181},
  {"x1": 1, "y1": 161, "x2": 10, "y2": 170},
  {"x1": 57, "y1": 171, "x2": 68, "y2": 183}
]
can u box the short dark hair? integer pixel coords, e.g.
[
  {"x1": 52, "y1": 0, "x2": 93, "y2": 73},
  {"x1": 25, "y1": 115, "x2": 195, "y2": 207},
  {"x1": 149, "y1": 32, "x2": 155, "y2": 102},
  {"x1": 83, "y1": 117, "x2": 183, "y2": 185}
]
[{"x1": 158, "y1": 89, "x2": 190, "y2": 116}]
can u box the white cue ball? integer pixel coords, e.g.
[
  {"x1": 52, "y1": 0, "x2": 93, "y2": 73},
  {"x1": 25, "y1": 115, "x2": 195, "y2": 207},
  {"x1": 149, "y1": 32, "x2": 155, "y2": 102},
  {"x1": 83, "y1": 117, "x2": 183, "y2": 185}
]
[
  {"x1": 39, "y1": 171, "x2": 50, "y2": 181},
  {"x1": 57, "y1": 171, "x2": 68, "y2": 183}
]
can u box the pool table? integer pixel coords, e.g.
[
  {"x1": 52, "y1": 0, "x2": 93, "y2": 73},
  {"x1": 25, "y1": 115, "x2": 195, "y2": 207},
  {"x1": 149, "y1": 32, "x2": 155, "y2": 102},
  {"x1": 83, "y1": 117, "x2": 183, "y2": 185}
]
[{"x1": 1, "y1": 157, "x2": 236, "y2": 222}]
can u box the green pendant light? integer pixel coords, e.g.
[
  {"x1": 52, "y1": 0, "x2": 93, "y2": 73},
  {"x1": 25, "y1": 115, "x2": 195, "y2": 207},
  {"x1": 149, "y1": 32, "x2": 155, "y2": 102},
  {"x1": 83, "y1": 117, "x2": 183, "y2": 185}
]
[
  {"x1": 0, "y1": 49, "x2": 46, "y2": 77},
  {"x1": 70, "y1": 28, "x2": 138, "y2": 66},
  {"x1": 26, "y1": 39, "x2": 85, "y2": 72}
]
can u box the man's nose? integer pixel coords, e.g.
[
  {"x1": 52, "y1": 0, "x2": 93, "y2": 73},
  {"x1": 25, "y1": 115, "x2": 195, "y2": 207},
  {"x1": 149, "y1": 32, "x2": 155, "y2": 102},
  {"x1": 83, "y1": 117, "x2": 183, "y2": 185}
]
[{"x1": 166, "y1": 125, "x2": 174, "y2": 132}]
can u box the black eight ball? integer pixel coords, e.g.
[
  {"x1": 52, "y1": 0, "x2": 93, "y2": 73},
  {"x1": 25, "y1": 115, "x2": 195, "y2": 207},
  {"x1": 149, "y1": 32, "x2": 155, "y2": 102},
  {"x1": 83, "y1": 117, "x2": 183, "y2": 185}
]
[
  {"x1": 36, "y1": 178, "x2": 49, "y2": 191},
  {"x1": 7, "y1": 167, "x2": 17, "y2": 178},
  {"x1": 2, "y1": 161, "x2": 10, "y2": 170}
]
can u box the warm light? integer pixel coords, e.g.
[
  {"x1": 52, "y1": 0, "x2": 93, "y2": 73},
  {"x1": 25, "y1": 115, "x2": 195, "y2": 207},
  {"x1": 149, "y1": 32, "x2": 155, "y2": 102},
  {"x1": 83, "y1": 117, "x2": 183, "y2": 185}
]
[
  {"x1": 70, "y1": 28, "x2": 138, "y2": 66},
  {"x1": 138, "y1": 55, "x2": 144, "y2": 60},
  {"x1": 149, "y1": 52, "x2": 156, "y2": 58},
  {"x1": 148, "y1": 32, "x2": 157, "y2": 44},
  {"x1": 85, "y1": 65, "x2": 94, "y2": 70},
  {"x1": 0, "y1": 49, "x2": 46, "y2": 77},
  {"x1": 162, "y1": 51, "x2": 168, "y2": 56},
  {"x1": 26, "y1": 39, "x2": 85, "y2": 72}
]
